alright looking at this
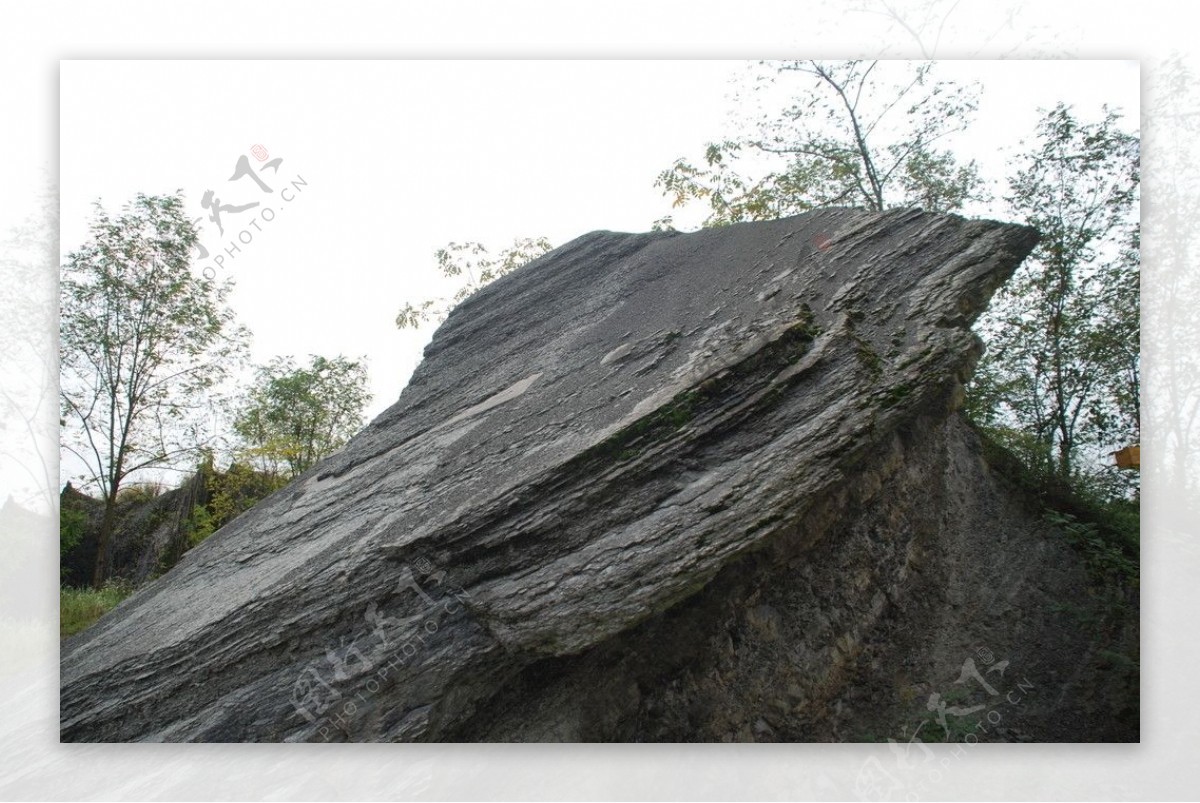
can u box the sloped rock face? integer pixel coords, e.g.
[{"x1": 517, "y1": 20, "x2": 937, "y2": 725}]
[
  {"x1": 61, "y1": 208, "x2": 1046, "y2": 742},
  {"x1": 454, "y1": 413, "x2": 1138, "y2": 742}
]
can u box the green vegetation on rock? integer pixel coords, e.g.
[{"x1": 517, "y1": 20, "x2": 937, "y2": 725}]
[{"x1": 60, "y1": 581, "x2": 134, "y2": 639}]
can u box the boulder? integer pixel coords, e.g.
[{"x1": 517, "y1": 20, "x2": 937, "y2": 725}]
[{"x1": 62, "y1": 208, "x2": 1133, "y2": 743}]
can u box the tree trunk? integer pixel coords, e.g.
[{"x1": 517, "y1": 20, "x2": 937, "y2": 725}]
[
  {"x1": 92, "y1": 493, "x2": 118, "y2": 589},
  {"x1": 1056, "y1": 431, "x2": 1073, "y2": 482}
]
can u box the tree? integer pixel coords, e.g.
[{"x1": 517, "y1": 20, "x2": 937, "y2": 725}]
[
  {"x1": 184, "y1": 460, "x2": 287, "y2": 549},
  {"x1": 655, "y1": 60, "x2": 984, "y2": 226},
  {"x1": 60, "y1": 193, "x2": 248, "y2": 587},
  {"x1": 396, "y1": 237, "x2": 554, "y2": 329},
  {"x1": 969, "y1": 104, "x2": 1140, "y2": 492},
  {"x1": 233, "y1": 354, "x2": 372, "y2": 478}
]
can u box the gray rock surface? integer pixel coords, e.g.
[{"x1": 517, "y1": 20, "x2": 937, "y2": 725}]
[
  {"x1": 62, "y1": 208, "x2": 1058, "y2": 742},
  {"x1": 454, "y1": 412, "x2": 1137, "y2": 743}
]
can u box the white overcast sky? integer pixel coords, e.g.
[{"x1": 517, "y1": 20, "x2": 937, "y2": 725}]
[{"x1": 59, "y1": 59, "x2": 1138, "y2": 439}]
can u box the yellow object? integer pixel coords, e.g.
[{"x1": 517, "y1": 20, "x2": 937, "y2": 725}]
[{"x1": 1113, "y1": 445, "x2": 1140, "y2": 470}]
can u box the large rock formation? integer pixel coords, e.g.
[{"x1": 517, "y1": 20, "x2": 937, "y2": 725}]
[{"x1": 60, "y1": 208, "x2": 1136, "y2": 742}]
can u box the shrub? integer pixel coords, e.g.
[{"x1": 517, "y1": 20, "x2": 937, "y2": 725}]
[
  {"x1": 115, "y1": 482, "x2": 165, "y2": 505},
  {"x1": 974, "y1": 423, "x2": 1139, "y2": 550},
  {"x1": 185, "y1": 463, "x2": 286, "y2": 549},
  {"x1": 1043, "y1": 510, "x2": 1138, "y2": 589},
  {"x1": 59, "y1": 506, "x2": 88, "y2": 559},
  {"x1": 185, "y1": 504, "x2": 216, "y2": 548}
]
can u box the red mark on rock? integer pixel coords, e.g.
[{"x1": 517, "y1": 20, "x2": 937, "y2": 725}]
[{"x1": 812, "y1": 233, "x2": 833, "y2": 252}]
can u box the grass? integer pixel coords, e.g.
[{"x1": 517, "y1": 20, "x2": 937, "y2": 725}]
[
  {"x1": 879, "y1": 382, "x2": 913, "y2": 408},
  {"x1": 60, "y1": 580, "x2": 134, "y2": 638},
  {"x1": 852, "y1": 333, "x2": 883, "y2": 379}
]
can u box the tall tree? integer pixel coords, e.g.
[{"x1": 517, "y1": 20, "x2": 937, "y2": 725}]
[
  {"x1": 60, "y1": 193, "x2": 248, "y2": 587},
  {"x1": 655, "y1": 60, "x2": 984, "y2": 226},
  {"x1": 969, "y1": 104, "x2": 1140, "y2": 490},
  {"x1": 233, "y1": 354, "x2": 372, "y2": 478}
]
